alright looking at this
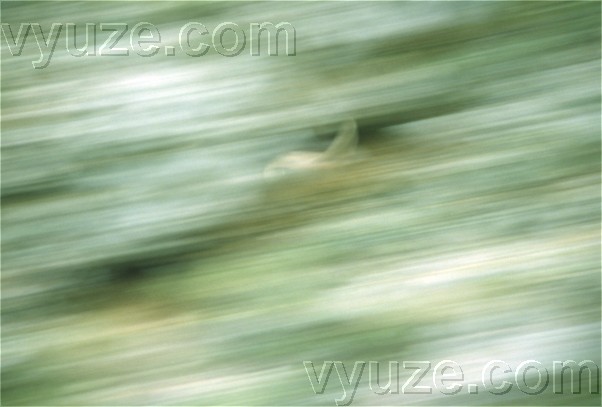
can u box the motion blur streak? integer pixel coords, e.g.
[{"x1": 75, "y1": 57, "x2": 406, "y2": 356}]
[{"x1": 1, "y1": 1, "x2": 600, "y2": 405}]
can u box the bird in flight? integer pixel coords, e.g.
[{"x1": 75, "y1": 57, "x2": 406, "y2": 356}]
[{"x1": 264, "y1": 119, "x2": 358, "y2": 178}]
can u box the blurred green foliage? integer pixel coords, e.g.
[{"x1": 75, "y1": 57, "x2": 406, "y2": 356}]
[{"x1": 1, "y1": 1, "x2": 600, "y2": 405}]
